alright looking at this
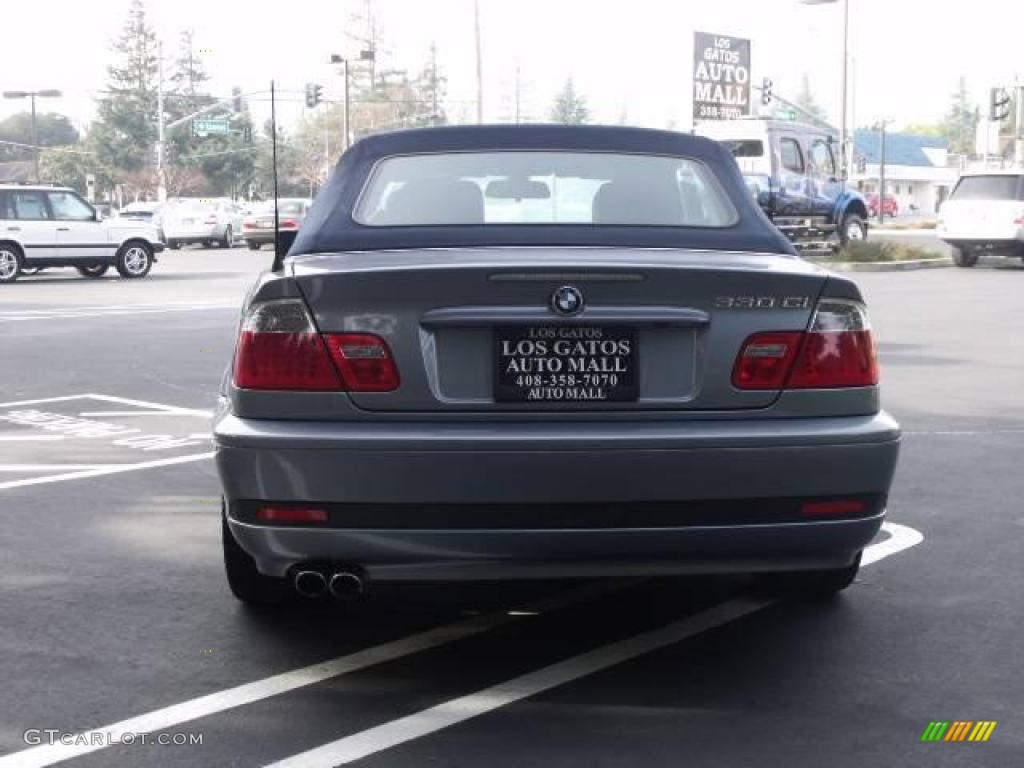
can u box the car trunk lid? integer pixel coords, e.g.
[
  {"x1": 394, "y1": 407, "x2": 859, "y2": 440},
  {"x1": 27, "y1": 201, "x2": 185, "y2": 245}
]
[{"x1": 291, "y1": 247, "x2": 829, "y2": 412}]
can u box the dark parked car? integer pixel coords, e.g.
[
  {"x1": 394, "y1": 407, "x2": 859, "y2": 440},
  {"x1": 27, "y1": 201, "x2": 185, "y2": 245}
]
[{"x1": 215, "y1": 125, "x2": 899, "y2": 609}]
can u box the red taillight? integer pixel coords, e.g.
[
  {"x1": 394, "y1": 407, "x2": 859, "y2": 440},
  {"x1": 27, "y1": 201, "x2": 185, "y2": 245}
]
[
  {"x1": 787, "y1": 329, "x2": 877, "y2": 388},
  {"x1": 732, "y1": 300, "x2": 878, "y2": 390},
  {"x1": 280, "y1": 218, "x2": 300, "y2": 229},
  {"x1": 233, "y1": 330, "x2": 341, "y2": 390},
  {"x1": 256, "y1": 505, "x2": 329, "y2": 524},
  {"x1": 800, "y1": 499, "x2": 867, "y2": 517},
  {"x1": 323, "y1": 333, "x2": 401, "y2": 392},
  {"x1": 242, "y1": 221, "x2": 255, "y2": 229},
  {"x1": 732, "y1": 332, "x2": 803, "y2": 389},
  {"x1": 232, "y1": 300, "x2": 400, "y2": 392}
]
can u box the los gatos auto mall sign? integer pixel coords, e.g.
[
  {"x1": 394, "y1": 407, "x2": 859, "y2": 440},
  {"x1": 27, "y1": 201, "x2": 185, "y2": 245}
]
[{"x1": 693, "y1": 31, "x2": 751, "y2": 120}]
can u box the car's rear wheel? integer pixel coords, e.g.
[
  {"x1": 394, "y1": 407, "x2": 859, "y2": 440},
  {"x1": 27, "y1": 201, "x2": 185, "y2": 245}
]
[
  {"x1": 951, "y1": 246, "x2": 979, "y2": 268},
  {"x1": 247, "y1": 241, "x2": 261, "y2": 251},
  {"x1": 167, "y1": 239, "x2": 180, "y2": 250},
  {"x1": 115, "y1": 242, "x2": 153, "y2": 278},
  {"x1": 223, "y1": 512, "x2": 290, "y2": 607},
  {"x1": 839, "y1": 213, "x2": 867, "y2": 245},
  {"x1": 0, "y1": 244, "x2": 22, "y2": 283},
  {"x1": 219, "y1": 226, "x2": 233, "y2": 248},
  {"x1": 77, "y1": 264, "x2": 109, "y2": 278},
  {"x1": 757, "y1": 552, "x2": 862, "y2": 599}
]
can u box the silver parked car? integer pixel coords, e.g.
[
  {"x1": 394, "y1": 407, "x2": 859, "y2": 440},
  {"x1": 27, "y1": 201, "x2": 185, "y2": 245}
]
[
  {"x1": 162, "y1": 198, "x2": 244, "y2": 249},
  {"x1": 214, "y1": 125, "x2": 900, "y2": 607}
]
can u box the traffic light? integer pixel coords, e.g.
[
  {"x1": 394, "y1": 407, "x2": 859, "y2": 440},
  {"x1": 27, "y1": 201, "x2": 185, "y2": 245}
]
[
  {"x1": 761, "y1": 77, "x2": 773, "y2": 106},
  {"x1": 990, "y1": 87, "x2": 1011, "y2": 121},
  {"x1": 305, "y1": 82, "x2": 323, "y2": 108},
  {"x1": 242, "y1": 124, "x2": 253, "y2": 144}
]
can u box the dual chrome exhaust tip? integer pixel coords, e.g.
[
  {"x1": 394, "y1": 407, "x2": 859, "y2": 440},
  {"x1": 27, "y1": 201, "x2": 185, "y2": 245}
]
[{"x1": 293, "y1": 568, "x2": 365, "y2": 600}]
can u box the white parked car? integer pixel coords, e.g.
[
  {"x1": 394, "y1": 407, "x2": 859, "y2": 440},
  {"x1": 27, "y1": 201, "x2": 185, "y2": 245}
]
[
  {"x1": 162, "y1": 198, "x2": 245, "y2": 250},
  {"x1": 0, "y1": 184, "x2": 163, "y2": 283},
  {"x1": 937, "y1": 171, "x2": 1024, "y2": 267}
]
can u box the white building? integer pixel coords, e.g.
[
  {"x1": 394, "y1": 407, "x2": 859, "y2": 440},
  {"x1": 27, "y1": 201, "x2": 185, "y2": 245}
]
[{"x1": 850, "y1": 130, "x2": 958, "y2": 215}]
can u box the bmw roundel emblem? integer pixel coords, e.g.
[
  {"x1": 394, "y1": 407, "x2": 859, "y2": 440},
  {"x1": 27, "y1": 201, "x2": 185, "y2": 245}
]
[{"x1": 551, "y1": 285, "x2": 584, "y2": 316}]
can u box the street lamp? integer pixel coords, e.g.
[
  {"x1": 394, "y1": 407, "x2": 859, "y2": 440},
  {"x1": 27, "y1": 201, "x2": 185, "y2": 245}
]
[
  {"x1": 800, "y1": 0, "x2": 849, "y2": 183},
  {"x1": 330, "y1": 49, "x2": 375, "y2": 153},
  {"x1": 2, "y1": 89, "x2": 63, "y2": 182}
]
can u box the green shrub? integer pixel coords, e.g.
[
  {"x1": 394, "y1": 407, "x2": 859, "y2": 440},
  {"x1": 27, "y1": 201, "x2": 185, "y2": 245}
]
[{"x1": 831, "y1": 241, "x2": 935, "y2": 263}]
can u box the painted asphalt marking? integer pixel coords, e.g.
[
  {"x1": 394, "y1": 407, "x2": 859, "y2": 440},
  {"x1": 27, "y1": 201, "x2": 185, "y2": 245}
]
[
  {"x1": 267, "y1": 522, "x2": 924, "y2": 768},
  {"x1": 0, "y1": 435, "x2": 65, "y2": 442},
  {"x1": 0, "y1": 301, "x2": 238, "y2": 322},
  {"x1": 905, "y1": 429, "x2": 1024, "y2": 436},
  {"x1": 0, "y1": 464, "x2": 117, "y2": 472},
  {"x1": 0, "y1": 581, "x2": 628, "y2": 768},
  {"x1": 0, "y1": 393, "x2": 213, "y2": 490},
  {"x1": 0, "y1": 452, "x2": 216, "y2": 491}
]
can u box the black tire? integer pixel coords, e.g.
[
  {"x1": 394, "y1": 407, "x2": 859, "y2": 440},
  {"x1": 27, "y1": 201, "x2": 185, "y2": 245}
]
[
  {"x1": 838, "y1": 213, "x2": 867, "y2": 246},
  {"x1": 167, "y1": 239, "x2": 180, "y2": 250},
  {"x1": 247, "y1": 241, "x2": 261, "y2": 251},
  {"x1": 0, "y1": 243, "x2": 21, "y2": 283},
  {"x1": 219, "y1": 227, "x2": 233, "y2": 248},
  {"x1": 223, "y1": 513, "x2": 290, "y2": 607},
  {"x1": 115, "y1": 241, "x2": 154, "y2": 278},
  {"x1": 76, "y1": 264, "x2": 110, "y2": 278},
  {"x1": 757, "y1": 552, "x2": 862, "y2": 600},
  {"x1": 951, "y1": 246, "x2": 978, "y2": 268}
]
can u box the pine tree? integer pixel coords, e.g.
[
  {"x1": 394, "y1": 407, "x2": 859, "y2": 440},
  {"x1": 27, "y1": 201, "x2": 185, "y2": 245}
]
[
  {"x1": 794, "y1": 74, "x2": 827, "y2": 121},
  {"x1": 550, "y1": 79, "x2": 589, "y2": 124},
  {"x1": 942, "y1": 76, "x2": 979, "y2": 157},
  {"x1": 90, "y1": 0, "x2": 160, "y2": 173},
  {"x1": 170, "y1": 29, "x2": 213, "y2": 115}
]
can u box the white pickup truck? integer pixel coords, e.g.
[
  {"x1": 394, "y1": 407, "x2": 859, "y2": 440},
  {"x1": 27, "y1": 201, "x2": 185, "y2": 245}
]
[{"x1": 937, "y1": 171, "x2": 1024, "y2": 267}]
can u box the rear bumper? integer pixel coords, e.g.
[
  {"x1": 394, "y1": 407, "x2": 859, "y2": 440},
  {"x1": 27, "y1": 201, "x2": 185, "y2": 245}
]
[
  {"x1": 215, "y1": 411, "x2": 900, "y2": 580},
  {"x1": 241, "y1": 231, "x2": 276, "y2": 244},
  {"x1": 164, "y1": 227, "x2": 221, "y2": 241}
]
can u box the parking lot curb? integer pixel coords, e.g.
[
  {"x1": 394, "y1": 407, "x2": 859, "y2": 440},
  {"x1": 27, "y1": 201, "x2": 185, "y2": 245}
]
[{"x1": 811, "y1": 258, "x2": 952, "y2": 272}]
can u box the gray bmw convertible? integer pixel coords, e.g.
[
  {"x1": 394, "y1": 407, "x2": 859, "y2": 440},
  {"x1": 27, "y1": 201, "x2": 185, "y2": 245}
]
[{"x1": 214, "y1": 124, "x2": 900, "y2": 606}]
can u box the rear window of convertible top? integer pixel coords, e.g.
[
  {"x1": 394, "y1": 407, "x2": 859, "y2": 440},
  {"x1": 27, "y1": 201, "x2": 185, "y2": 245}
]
[{"x1": 353, "y1": 151, "x2": 739, "y2": 228}]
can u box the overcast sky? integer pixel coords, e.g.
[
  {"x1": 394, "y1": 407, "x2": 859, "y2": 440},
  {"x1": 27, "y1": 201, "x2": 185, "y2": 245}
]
[{"x1": 1, "y1": 0, "x2": 1021, "y2": 135}]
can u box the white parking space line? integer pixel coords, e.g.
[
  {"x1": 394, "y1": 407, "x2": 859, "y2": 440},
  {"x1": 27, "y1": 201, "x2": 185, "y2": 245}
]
[
  {"x1": 0, "y1": 582, "x2": 626, "y2": 768},
  {"x1": 0, "y1": 464, "x2": 119, "y2": 472},
  {"x1": 265, "y1": 522, "x2": 924, "y2": 768},
  {"x1": 0, "y1": 451, "x2": 215, "y2": 491},
  {"x1": 78, "y1": 411, "x2": 207, "y2": 418},
  {"x1": 0, "y1": 435, "x2": 65, "y2": 442},
  {"x1": 78, "y1": 393, "x2": 214, "y2": 418},
  {"x1": 0, "y1": 302, "x2": 239, "y2": 323}
]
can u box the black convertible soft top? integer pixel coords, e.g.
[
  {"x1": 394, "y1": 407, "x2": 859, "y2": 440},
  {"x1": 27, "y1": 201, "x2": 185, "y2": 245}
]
[{"x1": 289, "y1": 124, "x2": 796, "y2": 257}]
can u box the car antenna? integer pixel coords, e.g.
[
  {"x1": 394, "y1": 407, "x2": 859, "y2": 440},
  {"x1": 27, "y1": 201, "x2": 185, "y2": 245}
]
[{"x1": 270, "y1": 80, "x2": 283, "y2": 272}]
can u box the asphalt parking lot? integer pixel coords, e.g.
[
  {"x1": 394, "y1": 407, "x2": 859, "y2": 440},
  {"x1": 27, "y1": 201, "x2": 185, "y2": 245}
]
[{"x1": 0, "y1": 247, "x2": 1021, "y2": 767}]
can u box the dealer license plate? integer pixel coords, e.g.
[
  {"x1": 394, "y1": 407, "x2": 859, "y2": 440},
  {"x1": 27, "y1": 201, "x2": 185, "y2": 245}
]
[{"x1": 494, "y1": 326, "x2": 637, "y2": 402}]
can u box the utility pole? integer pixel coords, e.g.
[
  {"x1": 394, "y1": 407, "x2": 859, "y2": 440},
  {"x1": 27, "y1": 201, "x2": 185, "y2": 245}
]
[
  {"x1": 840, "y1": 0, "x2": 849, "y2": 183},
  {"x1": 474, "y1": 0, "x2": 483, "y2": 123},
  {"x1": 156, "y1": 41, "x2": 167, "y2": 202},
  {"x1": 1016, "y1": 83, "x2": 1024, "y2": 167},
  {"x1": 344, "y1": 59, "x2": 351, "y2": 150},
  {"x1": 29, "y1": 93, "x2": 39, "y2": 182},
  {"x1": 514, "y1": 65, "x2": 521, "y2": 123},
  {"x1": 877, "y1": 120, "x2": 888, "y2": 225},
  {"x1": 430, "y1": 42, "x2": 439, "y2": 125},
  {"x1": 331, "y1": 54, "x2": 352, "y2": 152}
]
